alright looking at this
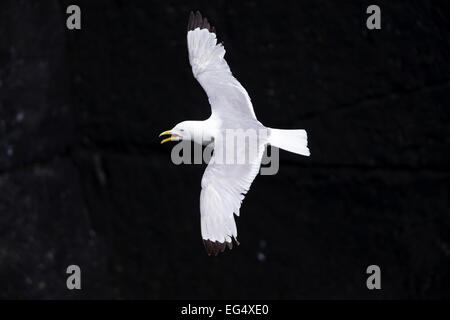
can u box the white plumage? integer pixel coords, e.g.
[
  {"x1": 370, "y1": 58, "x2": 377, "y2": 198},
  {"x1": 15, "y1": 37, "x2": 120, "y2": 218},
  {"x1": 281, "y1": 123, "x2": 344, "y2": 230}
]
[{"x1": 160, "y1": 11, "x2": 310, "y2": 255}]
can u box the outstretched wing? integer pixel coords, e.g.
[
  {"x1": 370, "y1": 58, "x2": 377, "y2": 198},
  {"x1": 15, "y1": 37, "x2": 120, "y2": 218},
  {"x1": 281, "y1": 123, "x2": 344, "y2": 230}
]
[
  {"x1": 187, "y1": 12, "x2": 265, "y2": 255},
  {"x1": 200, "y1": 140, "x2": 266, "y2": 255},
  {"x1": 187, "y1": 11, "x2": 257, "y2": 120}
]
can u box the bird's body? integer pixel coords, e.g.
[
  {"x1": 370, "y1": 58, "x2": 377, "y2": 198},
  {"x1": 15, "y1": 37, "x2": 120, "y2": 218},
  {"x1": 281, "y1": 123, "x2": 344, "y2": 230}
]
[{"x1": 160, "y1": 11, "x2": 310, "y2": 255}]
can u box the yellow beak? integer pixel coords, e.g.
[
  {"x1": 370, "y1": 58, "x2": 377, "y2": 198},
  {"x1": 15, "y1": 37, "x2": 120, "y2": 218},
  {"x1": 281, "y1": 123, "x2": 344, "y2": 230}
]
[{"x1": 159, "y1": 130, "x2": 179, "y2": 144}]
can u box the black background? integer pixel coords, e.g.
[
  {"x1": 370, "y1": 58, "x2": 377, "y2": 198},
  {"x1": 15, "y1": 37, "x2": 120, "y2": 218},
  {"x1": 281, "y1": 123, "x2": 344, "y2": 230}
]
[{"x1": 0, "y1": 0, "x2": 449, "y2": 299}]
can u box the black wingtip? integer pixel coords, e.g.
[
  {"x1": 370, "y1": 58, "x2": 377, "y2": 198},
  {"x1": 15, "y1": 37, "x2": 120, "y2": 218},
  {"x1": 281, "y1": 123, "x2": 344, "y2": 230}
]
[
  {"x1": 203, "y1": 238, "x2": 237, "y2": 256},
  {"x1": 187, "y1": 10, "x2": 216, "y2": 34}
]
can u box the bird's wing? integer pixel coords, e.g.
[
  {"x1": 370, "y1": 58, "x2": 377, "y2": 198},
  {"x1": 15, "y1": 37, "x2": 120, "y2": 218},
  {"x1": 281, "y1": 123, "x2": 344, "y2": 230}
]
[
  {"x1": 187, "y1": 12, "x2": 264, "y2": 255},
  {"x1": 187, "y1": 11, "x2": 257, "y2": 120},
  {"x1": 200, "y1": 134, "x2": 266, "y2": 255}
]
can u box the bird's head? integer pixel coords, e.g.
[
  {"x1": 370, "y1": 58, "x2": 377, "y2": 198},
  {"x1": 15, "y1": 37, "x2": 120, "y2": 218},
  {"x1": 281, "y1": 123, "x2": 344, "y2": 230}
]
[{"x1": 159, "y1": 121, "x2": 196, "y2": 144}]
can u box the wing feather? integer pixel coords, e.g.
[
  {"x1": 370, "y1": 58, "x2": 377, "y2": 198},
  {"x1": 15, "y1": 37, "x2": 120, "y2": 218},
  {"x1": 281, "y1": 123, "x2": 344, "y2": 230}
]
[
  {"x1": 200, "y1": 141, "x2": 265, "y2": 255},
  {"x1": 187, "y1": 11, "x2": 256, "y2": 119},
  {"x1": 186, "y1": 12, "x2": 264, "y2": 255}
]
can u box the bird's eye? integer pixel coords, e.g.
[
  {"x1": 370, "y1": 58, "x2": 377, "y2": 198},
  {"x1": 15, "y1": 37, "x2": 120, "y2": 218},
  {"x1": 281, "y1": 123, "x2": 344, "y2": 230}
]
[{"x1": 180, "y1": 129, "x2": 185, "y2": 132}]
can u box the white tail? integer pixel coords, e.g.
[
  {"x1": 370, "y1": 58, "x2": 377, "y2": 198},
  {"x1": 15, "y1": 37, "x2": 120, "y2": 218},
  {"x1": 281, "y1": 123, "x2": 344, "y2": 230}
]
[{"x1": 269, "y1": 128, "x2": 310, "y2": 156}]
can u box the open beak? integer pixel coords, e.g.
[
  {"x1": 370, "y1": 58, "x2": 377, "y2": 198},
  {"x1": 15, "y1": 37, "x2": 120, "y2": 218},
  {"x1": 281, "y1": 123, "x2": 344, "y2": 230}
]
[{"x1": 159, "y1": 130, "x2": 180, "y2": 144}]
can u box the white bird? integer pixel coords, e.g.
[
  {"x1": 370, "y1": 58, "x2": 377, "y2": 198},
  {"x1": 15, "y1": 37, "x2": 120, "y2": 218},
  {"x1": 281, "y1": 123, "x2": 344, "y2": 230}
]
[{"x1": 160, "y1": 11, "x2": 310, "y2": 255}]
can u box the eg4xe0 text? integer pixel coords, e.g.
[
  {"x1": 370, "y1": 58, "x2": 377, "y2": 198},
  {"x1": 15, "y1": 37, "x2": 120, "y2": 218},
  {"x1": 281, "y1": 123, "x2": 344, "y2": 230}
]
[
  {"x1": 226, "y1": 305, "x2": 269, "y2": 315},
  {"x1": 181, "y1": 304, "x2": 269, "y2": 317}
]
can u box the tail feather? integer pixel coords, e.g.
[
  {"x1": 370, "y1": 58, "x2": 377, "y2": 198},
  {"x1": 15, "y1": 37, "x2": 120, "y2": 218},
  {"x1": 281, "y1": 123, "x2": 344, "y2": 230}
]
[{"x1": 269, "y1": 128, "x2": 310, "y2": 156}]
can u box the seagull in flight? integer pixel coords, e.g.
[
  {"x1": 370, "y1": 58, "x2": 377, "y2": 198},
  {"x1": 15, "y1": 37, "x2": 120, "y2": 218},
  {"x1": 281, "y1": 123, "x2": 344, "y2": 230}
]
[{"x1": 160, "y1": 11, "x2": 310, "y2": 255}]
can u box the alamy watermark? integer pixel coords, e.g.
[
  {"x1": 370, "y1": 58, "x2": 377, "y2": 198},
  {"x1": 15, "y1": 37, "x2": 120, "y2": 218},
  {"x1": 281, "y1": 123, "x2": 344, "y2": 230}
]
[
  {"x1": 167, "y1": 128, "x2": 280, "y2": 175},
  {"x1": 66, "y1": 265, "x2": 81, "y2": 290},
  {"x1": 366, "y1": 265, "x2": 381, "y2": 290}
]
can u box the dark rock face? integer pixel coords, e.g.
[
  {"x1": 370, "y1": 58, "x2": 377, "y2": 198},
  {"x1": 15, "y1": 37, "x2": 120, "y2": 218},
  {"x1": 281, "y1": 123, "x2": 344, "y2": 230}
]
[{"x1": 0, "y1": 0, "x2": 449, "y2": 299}]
